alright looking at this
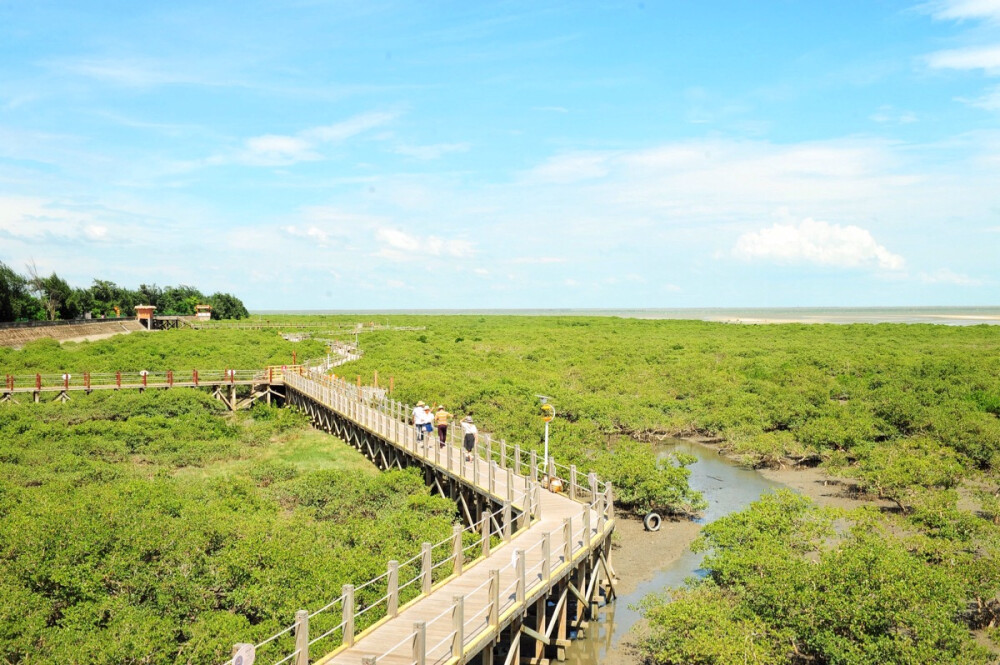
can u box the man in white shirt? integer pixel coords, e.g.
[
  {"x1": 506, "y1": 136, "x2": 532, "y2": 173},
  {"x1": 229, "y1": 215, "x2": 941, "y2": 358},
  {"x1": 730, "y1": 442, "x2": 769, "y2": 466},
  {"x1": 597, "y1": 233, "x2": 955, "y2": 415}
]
[{"x1": 413, "y1": 401, "x2": 431, "y2": 442}]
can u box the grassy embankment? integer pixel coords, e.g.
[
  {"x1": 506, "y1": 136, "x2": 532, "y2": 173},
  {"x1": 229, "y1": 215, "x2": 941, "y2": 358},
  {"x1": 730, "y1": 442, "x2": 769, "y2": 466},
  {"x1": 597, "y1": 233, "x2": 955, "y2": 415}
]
[{"x1": 0, "y1": 330, "x2": 457, "y2": 664}]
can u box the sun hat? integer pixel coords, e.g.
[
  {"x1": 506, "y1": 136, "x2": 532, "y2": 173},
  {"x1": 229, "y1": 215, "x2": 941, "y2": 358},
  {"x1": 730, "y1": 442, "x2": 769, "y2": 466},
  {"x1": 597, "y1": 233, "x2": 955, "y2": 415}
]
[
  {"x1": 462, "y1": 415, "x2": 473, "y2": 423},
  {"x1": 417, "y1": 401, "x2": 425, "y2": 406}
]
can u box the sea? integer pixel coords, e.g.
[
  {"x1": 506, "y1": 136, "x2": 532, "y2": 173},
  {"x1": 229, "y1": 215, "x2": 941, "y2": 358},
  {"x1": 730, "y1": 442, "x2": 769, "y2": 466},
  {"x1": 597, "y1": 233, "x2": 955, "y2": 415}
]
[{"x1": 253, "y1": 307, "x2": 1000, "y2": 326}]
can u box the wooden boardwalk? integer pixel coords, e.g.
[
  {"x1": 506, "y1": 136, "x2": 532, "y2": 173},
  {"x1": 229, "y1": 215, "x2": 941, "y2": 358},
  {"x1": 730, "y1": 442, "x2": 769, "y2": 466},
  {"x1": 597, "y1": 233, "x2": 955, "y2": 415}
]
[{"x1": 281, "y1": 368, "x2": 616, "y2": 665}]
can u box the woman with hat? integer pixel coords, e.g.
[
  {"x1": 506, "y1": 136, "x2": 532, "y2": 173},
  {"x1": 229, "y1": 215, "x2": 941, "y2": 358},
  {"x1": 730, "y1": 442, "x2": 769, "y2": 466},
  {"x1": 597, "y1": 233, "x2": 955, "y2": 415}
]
[{"x1": 460, "y1": 415, "x2": 478, "y2": 462}]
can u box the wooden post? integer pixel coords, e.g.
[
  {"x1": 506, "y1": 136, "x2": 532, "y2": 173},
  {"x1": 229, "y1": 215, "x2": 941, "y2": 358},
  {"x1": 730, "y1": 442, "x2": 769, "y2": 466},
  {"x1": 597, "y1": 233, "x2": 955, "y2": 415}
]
[
  {"x1": 596, "y1": 492, "x2": 606, "y2": 533},
  {"x1": 530, "y1": 450, "x2": 538, "y2": 482},
  {"x1": 413, "y1": 621, "x2": 426, "y2": 665},
  {"x1": 489, "y1": 569, "x2": 500, "y2": 626},
  {"x1": 388, "y1": 560, "x2": 399, "y2": 617},
  {"x1": 488, "y1": 460, "x2": 495, "y2": 494},
  {"x1": 421, "y1": 542, "x2": 432, "y2": 593},
  {"x1": 501, "y1": 438, "x2": 508, "y2": 468},
  {"x1": 503, "y1": 502, "x2": 512, "y2": 541},
  {"x1": 542, "y1": 532, "x2": 551, "y2": 581},
  {"x1": 514, "y1": 443, "x2": 522, "y2": 476},
  {"x1": 294, "y1": 610, "x2": 308, "y2": 665},
  {"x1": 548, "y1": 456, "x2": 556, "y2": 481},
  {"x1": 606, "y1": 482, "x2": 615, "y2": 522},
  {"x1": 563, "y1": 518, "x2": 572, "y2": 563},
  {"x1": 342, "y1": 584, "x2": 355, "y2": 646},
  {"x1": 486, "y1": 436, "x2": 493, "y2": 466},
  {"x1": 506, "y1": 467, "x2": 514, "y2": 503},
  {"x1": 452, "y1": 595, "x2": 464, "y2": 659},
  {"x1": 534, "y1": 484, "x2": 542, "y2": 520},
  {"x1": 516, "y1": 550, "x2": 526, "y2": 603},
  {"x1": 570, "y1": 465, "x2": 578, "y2": 501},
  {"x1": 452, "y1": 524, "x2": 463, "y2": 576},
  {"x1": 482, "y1": 512, "x2": 491, "y2": 558},
  {"x1": 582, "y1": 506, "x2": 591, "y2": 548},
  {"x1": 589, "y1": 472, "x2": 598, "y2": 501}
]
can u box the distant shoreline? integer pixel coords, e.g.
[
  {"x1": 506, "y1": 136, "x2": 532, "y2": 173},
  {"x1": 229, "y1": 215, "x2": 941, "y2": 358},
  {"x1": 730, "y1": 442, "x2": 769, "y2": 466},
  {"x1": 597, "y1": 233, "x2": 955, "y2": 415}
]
[{"x1": 250, "y1": 307, "x2": 1000, "y2": 326}]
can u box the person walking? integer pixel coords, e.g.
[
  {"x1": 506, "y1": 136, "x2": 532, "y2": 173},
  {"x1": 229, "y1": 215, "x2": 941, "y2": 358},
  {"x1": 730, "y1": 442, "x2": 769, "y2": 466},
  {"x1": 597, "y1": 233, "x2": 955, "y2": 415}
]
[
  {"x1": 461, "y1": 415, "x2": 478, "y2": 462},
  {"x1": 434, "y1": 405, "x2": 452, "y2": 447},
  {"x1": 412, "y1": 401, "x2": 430, "y2": 442}
]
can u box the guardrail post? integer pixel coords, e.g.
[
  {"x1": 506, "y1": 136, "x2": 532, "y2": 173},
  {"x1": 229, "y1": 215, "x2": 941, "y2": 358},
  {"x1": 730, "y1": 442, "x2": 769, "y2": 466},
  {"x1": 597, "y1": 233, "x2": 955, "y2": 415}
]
[
  {"x1": 388, "y1": 559, "x2": 399, "y2": 617},
  {"x1": 606, "y1": 482, "x2": 615, "y2": 522},
  {"x1": 115, "y1": 371, "x2": 121, "y2": 389},
  {"x1": 582, "y1": 506, "x2": 591, "y2": 548},
  {"x1": 294, "y1": 609, "x2": 308, "y2": 665},
  {"x1": 421, "y1": 542, "x2": 432, "y2": 593},
  {"x1": 596, "y1": 492, "x2": 606, "y2": 533},
  {"x1": 362, "y1": 657, "x2": 376, "y2": 665},
  {"x1": 488, "y1": 459, "x2": 495, "y2": 494},
  {"x1": 413, "y1": 621, "x2": 426, "y2": 665},
  {"x1": 516, "y1": 550, "x2": 525, "y2": 603},
  {"x1": 503, "y1": 502, "x2": 512, "y2": 541},
  {"x1": 35, "y1": 373, "x2": 41, "y2": 391},
  {"x1": 570, "y1": 465, "x2": 578, "y2": 501},
  {"x1": 452, "y1": 524, "x2": 463, "y2": 576},
  {"x1": 452, "y1": 595, "x2": 464, "y2": 659},
  {"x1": 489, "y1": 570, "x2": 500, "y2": 626},
  {"x1": 542, "y1": 532, "x2": 551, "y2": 581},
  {"x1": 514, "y1": 444, "x2": 522, "y2": 475},
  {"x1": 84, "y1": 372, "x2": 90, "y2": 392},
  {"x1": 486, "y1": 436, "x2": 492, "y2": 465},
  {"x1": 501, "y1": 438, "x2": 508, "y2": 468},
  {"x1": 534, "y1": 484, "x2": 542, "y2": 520},
  {"x1": 530, "y1": 450, "x2": 538, "y2": 482},
  {"x1": 193, "y1": 369, "x2": 199, "y2": 386},
  {"x1": 506, "y1": 467, "x2": 514, "y2": 503},
  {"x1": 548, "y1": 456, "x2": 555, "y2": 481},
  {"x1": 482, "y1": 512, "x2": 491, "y2": 558},
  {"x1": 563, "y1": 518, "x2": 572, "y2": 562},
  {"x1": 342, "y1": 584, "x2": 355, "y2": 646},
  {"x1": 589, "y1": 472, "x2": 598, "y2": 500}
]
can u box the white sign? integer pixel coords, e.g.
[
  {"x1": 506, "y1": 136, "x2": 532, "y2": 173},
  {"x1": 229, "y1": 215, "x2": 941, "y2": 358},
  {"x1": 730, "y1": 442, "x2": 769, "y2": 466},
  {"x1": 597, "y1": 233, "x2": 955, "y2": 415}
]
[{"x1": 232, "y1": 643, "x2": 255, "y2": 665}]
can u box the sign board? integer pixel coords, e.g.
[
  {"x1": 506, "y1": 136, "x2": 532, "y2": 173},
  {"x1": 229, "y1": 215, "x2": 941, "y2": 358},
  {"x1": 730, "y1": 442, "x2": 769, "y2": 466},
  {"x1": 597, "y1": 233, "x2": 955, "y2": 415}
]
[
  {"x1": 541, "y1": 404, "x2": 555, "y2": 422},
  {"x1": 232, "y1": 644, "x2": 255, "y2": 665}
]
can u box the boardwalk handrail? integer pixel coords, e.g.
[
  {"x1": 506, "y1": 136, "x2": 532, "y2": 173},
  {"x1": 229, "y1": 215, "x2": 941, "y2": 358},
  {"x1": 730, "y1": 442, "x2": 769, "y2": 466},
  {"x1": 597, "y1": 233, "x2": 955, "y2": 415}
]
[
  {"x1": 238, "y1": 363, "x2": 615, "y2": 665},
  {"x1": 3, "y1": 368, "x2": 264, "y2": 393}
]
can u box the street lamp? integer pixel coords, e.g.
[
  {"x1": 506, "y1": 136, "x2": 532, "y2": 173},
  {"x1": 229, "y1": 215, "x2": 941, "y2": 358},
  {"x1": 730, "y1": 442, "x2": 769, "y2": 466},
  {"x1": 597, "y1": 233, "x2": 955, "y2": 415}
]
[{"x1": 535, "y1": 394, "x2": 555, "y2": 474}]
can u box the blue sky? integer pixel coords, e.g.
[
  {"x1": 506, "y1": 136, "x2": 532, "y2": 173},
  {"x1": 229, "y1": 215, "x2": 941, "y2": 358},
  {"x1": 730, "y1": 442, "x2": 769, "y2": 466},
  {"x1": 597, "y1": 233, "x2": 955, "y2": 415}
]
[{"x1": 1, "y1": 0, "x2": 998, "y2": 309}]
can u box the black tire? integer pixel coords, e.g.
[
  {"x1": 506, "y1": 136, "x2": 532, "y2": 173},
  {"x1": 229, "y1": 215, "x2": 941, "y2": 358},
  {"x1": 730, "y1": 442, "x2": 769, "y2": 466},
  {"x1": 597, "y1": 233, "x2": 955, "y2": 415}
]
[{"x1": 643, "y1": 512, "x2": 662, "y2": 532}]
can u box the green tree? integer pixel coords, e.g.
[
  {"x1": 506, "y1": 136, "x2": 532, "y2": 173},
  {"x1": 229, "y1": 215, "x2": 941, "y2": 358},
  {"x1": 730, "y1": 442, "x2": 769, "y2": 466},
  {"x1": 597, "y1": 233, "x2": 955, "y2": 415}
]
[
  {"x1": 208, "y1": 292, "x2": 249, "y2": 320},
  {"x1": 0, "y1": 262, "x2": 41, "y2": 322}
]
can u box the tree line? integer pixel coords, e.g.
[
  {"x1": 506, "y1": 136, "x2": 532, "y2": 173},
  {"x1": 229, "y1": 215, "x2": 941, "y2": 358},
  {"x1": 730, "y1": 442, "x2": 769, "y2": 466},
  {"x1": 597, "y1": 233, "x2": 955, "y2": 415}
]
[{"x1": 0, "y1": 261, "x2": 249, "y2": 322}]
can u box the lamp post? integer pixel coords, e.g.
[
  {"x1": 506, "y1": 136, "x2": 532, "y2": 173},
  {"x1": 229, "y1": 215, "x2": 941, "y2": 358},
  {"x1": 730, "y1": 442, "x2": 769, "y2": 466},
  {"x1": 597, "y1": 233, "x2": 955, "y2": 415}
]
[{"x1": 536, "y1": 395, "x2": 555, "y2": 475}]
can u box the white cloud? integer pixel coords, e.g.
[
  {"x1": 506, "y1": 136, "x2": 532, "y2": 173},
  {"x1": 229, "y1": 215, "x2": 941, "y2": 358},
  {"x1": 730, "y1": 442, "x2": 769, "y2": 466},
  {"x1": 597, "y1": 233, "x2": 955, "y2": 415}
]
[
  {"x1": 732, "y1": 218, "x2": 905, "y2": 271},
  {"x1": 928, "y1": 0, "x2": 1000, "y2": 22},
  {"x1": 919, "y1": 268, "x2": 984, "y2": 285},
  {"x1": 284, "y1": 225, "x2": 331, "y2": 245},
  {"x1": 962, "y1": 84, "x2": 1000, "y2": 109},
  {"x1": 243, "y1": 135, "x2": 321, "y2": 166},
  {"x1": 0, "y1": 196, "x2": 117, "y2": 244},
  {"x1": 394, "y1": 142, "x2": 471, "y2": 160},
  {"x1": 223, "y1": 111, "x2": 398, "y2": 166},
  {"x1": 662, "y1": 283, "x2": 682, "y2": 292},
  {"x1": 374, "y1": 228, "x2": 476, "y2": 261},
  {"x1": 473, "y1": 268, "x2": 489, "y2": 275},
  {"x1": 304, "y1": 111, "x2": 398, "y2": 142},
  {"x1": 926, "y1": 45, "x2": 1000, "y2": 73}
]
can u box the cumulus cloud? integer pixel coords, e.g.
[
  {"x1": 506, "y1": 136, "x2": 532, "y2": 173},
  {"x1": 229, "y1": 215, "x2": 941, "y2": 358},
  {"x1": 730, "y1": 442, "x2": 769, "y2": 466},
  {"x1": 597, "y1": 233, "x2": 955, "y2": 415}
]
[
  {"x1": 0, "y1": 196, "x2": 117, "y2": 244},
  {"x1": 526, "y1": 153, "x2": 610, "y2": 184},
  {"x1": 374, "y1": 228, "x2": 475, "y2": 261},
  {"x1": 731, "y1": 218, "x2": 905, "y2": 271}
]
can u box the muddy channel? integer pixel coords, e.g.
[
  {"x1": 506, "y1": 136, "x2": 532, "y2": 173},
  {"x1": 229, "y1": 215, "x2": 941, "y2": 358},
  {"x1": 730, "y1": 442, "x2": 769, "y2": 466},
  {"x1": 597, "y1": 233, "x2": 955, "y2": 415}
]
[{"x1": 563, "y1": 439, "x2": 786, "y2": 665}]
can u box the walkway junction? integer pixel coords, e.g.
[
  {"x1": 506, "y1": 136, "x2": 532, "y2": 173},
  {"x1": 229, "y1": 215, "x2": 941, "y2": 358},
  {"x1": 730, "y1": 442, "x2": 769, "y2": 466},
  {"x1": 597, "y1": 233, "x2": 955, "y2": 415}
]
[{"x1": 1, "y1": 351, "x2": 618, "y2": 665}]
